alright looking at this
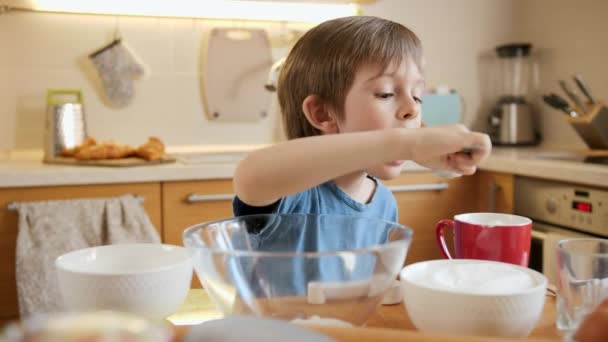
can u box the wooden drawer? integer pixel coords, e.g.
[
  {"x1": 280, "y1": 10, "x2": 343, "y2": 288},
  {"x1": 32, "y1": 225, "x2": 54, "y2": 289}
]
[
  {"x1": 162, "y1": 179, "x2": 234, "y2": 288},
  {"x1": 0, "y1": 182, "x2": 162, "y2": 324},
  {"x1": 161, "y1": 179, "x2": 235, "y2": 247},
  {"x1": 385, "y1": 172, "x2": 479, "y2": 265}
]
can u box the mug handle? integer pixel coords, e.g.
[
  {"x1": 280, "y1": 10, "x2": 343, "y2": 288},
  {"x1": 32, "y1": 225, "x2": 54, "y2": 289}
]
[{"x1": 436, "y1": 219, "x2": 455, "y2": 259}]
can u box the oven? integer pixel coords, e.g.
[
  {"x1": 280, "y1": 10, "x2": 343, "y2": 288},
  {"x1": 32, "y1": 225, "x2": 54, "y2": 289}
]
[{"x1": 514, "y1": 176, "x2": 608, "y2": 284}]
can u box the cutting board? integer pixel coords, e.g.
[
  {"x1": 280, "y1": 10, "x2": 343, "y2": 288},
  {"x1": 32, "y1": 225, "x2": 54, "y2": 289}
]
[
  {"x1": 43, "y1": 156, "x2": 176, "y2": 167},
  {"x1": 201, "y1": 27, "x2": 273, "y2": 122}
]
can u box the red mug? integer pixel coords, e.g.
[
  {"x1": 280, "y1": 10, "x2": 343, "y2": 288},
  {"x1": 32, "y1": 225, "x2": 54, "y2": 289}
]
[{"x1": 435, "y1": 213, "x2": 532, "y2": 267}]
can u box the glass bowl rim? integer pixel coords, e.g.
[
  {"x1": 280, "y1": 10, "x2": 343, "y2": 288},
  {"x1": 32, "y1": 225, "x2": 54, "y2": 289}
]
[
  {"x1": 557, "y1": 238, "x2": 608, "y2": 258},
  {"x1": 182, "y1": 213, "x2": 413, "y2": 258}
]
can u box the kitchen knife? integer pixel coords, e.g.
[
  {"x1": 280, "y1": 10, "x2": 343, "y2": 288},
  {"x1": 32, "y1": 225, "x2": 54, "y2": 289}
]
[
  {"x1": 545, "y1": 93, "x2": 578, "y2": 117},
  {"x1": 559, "y1": 80, "x2": 588, "y2": 112},
  {"x1": 542, "y1": 94, "x2": 578, "y2": 117},
  {"x1": 573, "y1": 74, "x2": 597, "y2": 105}
]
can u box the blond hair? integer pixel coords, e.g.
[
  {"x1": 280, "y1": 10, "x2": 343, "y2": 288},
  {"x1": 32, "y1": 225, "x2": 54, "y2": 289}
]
[{"x1": 277, "y1": 16, "x2": 423, "y2": 140}]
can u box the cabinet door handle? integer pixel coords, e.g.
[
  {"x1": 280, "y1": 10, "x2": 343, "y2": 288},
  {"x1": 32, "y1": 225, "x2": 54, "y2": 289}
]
[
  {"x1": 388, "y1": 183, "x2": 449, "y2": 193},
  {"x1": 186, "y1": 193, "x2": 235, "y2": 203},
  {"x1": 488, "y1": 181, "x2": 501, "y2": 212}
]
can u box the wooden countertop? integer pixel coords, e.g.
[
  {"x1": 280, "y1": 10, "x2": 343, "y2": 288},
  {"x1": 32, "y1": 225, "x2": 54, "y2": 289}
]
[{"x1": 169, "y1": 290, "x2": 561, "y2": 341}]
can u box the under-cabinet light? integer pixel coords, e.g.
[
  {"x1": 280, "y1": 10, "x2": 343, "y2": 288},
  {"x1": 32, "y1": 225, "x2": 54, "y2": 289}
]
[{"x1": 8, "y1": 0, "x2": 359, "y2": 22}]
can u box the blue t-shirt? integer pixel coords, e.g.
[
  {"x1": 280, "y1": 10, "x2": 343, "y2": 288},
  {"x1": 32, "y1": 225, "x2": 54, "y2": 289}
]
[
  {"x1": 229, "y1": 177, "x2": 400, "y2": 296},
  {"x1": 233, "y1": 176, "x2": 398, "y2": 221}
]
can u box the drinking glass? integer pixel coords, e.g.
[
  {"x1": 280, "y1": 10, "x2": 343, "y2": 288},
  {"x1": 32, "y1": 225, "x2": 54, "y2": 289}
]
[{"x1": 556, "y1": 238, "x2": 608, "y2": 333}]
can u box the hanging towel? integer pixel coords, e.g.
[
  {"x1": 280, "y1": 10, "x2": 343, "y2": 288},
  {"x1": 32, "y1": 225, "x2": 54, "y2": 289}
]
[{"x1": 14, "y1": 194, "x2": 160, "y2": 318}]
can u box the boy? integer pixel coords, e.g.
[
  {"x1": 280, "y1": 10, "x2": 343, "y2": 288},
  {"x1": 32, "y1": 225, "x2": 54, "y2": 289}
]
[
  {"x1": 233, "y1": 16, "x2": 491, "y2": 220},
  {"x1": 229, "y1": 16, "x2": 491, "y2": 298}
]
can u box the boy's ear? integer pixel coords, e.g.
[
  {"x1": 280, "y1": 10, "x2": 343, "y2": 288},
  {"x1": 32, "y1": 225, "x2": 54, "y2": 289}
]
[{"x1": 302, "y1": 95, "x2": 338, "y2": 134}]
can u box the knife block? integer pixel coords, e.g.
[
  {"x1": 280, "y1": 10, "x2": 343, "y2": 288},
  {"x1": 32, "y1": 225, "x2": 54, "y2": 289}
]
[{"x1": 565, "y1": 101, "x2": 608, "y2": 149}]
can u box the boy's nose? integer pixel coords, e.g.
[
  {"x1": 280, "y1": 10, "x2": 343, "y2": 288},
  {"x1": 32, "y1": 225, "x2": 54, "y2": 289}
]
[{"x1": 396, "y1": 103, "x2": 419, "y2": 121}]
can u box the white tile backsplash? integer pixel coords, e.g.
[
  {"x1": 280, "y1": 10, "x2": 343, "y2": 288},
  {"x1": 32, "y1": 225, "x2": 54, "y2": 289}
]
[
  {"x1": 0, "y1": 12, "x2": 113, "y2": 72},
  {"x1": 0, "y1": 10, "x2": 297, "y2": 151},
  {"x1": 2, "y1": 0, "x2": 605, "y2": 152},
  {"x1": 118, "y1": 17, "x2": 175, "y2": 73},
  {"x1": 171, "y1": 19, "x2": 206, "y2": 75},
  {"x1": 516, "y1": 0, "x2": 608, "y2": 149}
]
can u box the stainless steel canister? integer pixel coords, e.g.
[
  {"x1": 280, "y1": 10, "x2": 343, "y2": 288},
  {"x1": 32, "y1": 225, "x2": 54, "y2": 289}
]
[{"x1": 44, "y1": 89, "x2": 88, "y2": 159}]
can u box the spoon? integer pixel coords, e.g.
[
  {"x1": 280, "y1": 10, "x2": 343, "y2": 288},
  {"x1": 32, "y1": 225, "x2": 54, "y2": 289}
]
[{"x1": 459, "y1": 146, "x2": 485, "y2": 157}]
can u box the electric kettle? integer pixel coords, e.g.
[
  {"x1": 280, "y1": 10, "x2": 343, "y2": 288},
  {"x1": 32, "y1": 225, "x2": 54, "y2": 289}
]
[{"x1": 489, "y1": 98, "x2": 539, "y2": 145}]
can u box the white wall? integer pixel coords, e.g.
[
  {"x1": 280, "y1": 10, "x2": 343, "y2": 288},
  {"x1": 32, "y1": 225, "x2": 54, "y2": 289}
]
[
  {"x1": 515, "y1": 0, "x2": 608, "y2": 149},
  {"x1": 0, "y1": 11, "x2": 310, "y2": 151},
  {"x1": 4, "y1": 0, "x2": 603, "y2": 152},
  {"x1": 362, "y1": 0, "x2": 519, "y2": 130}
]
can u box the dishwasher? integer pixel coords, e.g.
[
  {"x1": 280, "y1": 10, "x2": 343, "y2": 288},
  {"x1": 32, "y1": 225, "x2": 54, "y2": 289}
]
[{"x1": 514, "y1": 176, "x2": 608, "y2": 284}]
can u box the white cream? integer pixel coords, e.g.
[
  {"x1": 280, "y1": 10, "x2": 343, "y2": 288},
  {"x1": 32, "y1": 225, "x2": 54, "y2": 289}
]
[
  {"x1": 455, "y1": 213, "x2": 531, "y2": 227},
  {"x1": 409, "y1": 262, "x2": 536, "y2": 295},
  {"x1": 482, "y1": 220, "x2": 510, "y2": 227}
]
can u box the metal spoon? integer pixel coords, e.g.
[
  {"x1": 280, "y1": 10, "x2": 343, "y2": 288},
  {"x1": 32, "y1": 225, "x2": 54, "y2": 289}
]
[{"x1": 459, "y1": 146, "x2": 485, "y2": 157}]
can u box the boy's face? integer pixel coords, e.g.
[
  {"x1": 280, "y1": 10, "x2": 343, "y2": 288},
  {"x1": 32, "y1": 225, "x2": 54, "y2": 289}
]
[{"x1": 335, "y1": 59, "x2": 424, "y2": 180}]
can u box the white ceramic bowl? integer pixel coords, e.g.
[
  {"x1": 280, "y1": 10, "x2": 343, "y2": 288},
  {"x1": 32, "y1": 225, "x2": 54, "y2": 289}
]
[
  {"x1": 399, "y1": 259, "x2": 547, "y2": 338},
  {"x1": 56, "y1": 243, "x2": 193, "y2": 319}
]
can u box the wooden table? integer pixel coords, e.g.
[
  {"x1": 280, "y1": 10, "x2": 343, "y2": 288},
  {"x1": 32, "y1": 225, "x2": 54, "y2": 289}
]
[{"x1": 169, "y1": 290, "x2": 561, "y2": 341}]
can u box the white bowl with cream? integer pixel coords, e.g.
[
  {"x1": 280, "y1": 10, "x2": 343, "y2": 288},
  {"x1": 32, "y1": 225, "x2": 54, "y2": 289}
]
[
  {"x1": 399, "y1": 259, "x2": 547, "y2": 338},
  {"x1": 56, "y1": 244, "x2": 193, "y2": 319}
]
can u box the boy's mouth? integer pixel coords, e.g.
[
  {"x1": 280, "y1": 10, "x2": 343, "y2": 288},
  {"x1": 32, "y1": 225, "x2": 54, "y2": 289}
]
[{"x1": 387, "y1": 160, "x2": 405, "y2": 166}]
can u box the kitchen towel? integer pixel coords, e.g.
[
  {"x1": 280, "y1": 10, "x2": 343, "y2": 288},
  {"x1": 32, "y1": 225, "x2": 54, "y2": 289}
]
[
  {"x1": 89, "y1": 39, "x2": 145, "y2": 108},
  {"x1": 14, "y1": 194, "x2": 160, "y2": 318}
]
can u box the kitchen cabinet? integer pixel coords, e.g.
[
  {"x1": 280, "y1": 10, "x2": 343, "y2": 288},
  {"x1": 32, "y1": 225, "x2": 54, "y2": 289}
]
[
  {"x1": 0, "y1": 170, "x2": 502, "y2": 324},
  {"x1": 385, "y1": 173, "x2": 479, "y2": 265},
  {"x1": 161, "y1": 179, "x2": 234, "y2": 246},
  {"x1": 0, "y1": 183, "x2": 162, "y2": 324},
  {"x1": 476, "y1": 171, "x2": 514, "y2": 214},
  {"x1": 161, "y1": 173, "x2": 482, "y2": 277},
  {"x1": 162, "y1": 179, "x2": 234, "y2": 288},
  {"x1": 161, "y1": 174, "x2": 482, "y2": 285}
]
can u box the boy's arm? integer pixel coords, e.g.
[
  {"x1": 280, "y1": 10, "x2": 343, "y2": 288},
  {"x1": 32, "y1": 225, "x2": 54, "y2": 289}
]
[
  {"x1": 234, "y1": 129, "x2": 403, "y2": 206},
  {"x1": 234, "y1": 125, "x2": 490, "y2": 206}
]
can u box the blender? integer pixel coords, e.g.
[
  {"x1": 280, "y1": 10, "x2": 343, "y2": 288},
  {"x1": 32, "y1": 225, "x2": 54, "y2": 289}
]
[{"x1": 488, "y1": 43, "x2": 540, "y2": 145}]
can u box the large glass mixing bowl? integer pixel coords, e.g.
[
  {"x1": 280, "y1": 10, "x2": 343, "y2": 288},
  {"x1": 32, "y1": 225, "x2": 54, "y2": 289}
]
[{"x1": 183, "y1": 214, "x2": 413, "y2": 325}]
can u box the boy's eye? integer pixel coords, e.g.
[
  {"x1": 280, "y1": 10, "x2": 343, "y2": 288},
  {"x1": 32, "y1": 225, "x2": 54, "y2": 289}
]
[
  {"x1": 375, "y1": 92, "x2": 394, "y2": 99},
  {"x1": 413, "y1": 96, "x2": 423, "y2": 104}
]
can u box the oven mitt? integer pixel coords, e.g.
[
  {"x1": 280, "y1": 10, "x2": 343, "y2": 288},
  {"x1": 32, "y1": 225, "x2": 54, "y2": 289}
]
[{"x1": 89, "y1": 39, "x2": 145, "y2": 108}]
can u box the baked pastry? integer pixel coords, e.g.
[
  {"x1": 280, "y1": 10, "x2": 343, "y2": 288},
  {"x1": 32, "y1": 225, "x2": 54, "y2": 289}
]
[
  {"x1": 74, "y1": 142, "x2": 136, "y2": 160},
  {"x1": 60, "y1": 137, "x2": 97, "y2": 157},
  {"x1": 136, "y1": 137, "x2": 165, "y2": 161},
  {"x1": 60, "y1": 136, "x2": 164, "y2": 161}
]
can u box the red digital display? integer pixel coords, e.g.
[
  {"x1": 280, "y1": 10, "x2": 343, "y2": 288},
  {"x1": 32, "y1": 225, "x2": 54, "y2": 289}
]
[{"x1": 572, "y1": 201, "x2": 592, "y2": 213}]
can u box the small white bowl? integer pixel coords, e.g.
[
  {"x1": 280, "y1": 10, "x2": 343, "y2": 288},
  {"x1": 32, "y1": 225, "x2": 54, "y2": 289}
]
[
  {"x1": 56, "y1": 243, "x2": 193, "y2": 319},
  {"x1": 400, "y1": 259, "x2": 547, "y2": 338}
]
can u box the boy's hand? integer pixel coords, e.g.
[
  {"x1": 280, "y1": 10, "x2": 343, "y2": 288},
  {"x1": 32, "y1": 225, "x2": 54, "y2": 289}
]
[
  {"x1": 408, "y1": 124, "x2": 492, "y2": 175},
  {"x1": 575, "y1": 298, "x2": 608, "y2": 342}
]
